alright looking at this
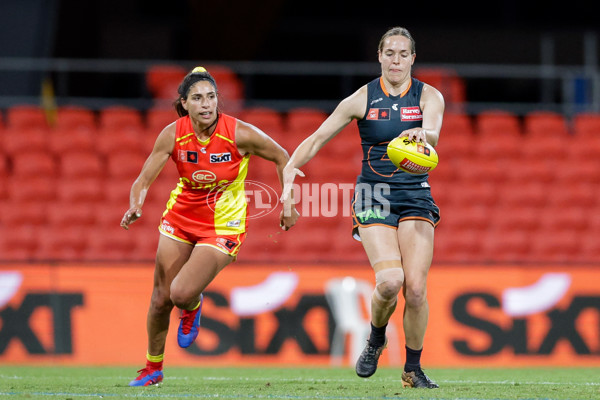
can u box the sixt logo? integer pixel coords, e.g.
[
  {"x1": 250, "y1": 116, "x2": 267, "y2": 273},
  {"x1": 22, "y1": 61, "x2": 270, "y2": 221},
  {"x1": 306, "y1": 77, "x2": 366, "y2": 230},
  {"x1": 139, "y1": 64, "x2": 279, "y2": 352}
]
[{"x1": 210, "y1": 153, "x2": 232, "y2": 163}]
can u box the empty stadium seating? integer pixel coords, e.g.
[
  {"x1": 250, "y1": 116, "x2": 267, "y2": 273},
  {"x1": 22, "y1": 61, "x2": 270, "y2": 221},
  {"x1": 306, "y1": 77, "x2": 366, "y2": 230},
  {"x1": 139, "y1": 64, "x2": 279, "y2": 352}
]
[{"x1": 1, "y1": 102, "x2": 600, "y2": 264}]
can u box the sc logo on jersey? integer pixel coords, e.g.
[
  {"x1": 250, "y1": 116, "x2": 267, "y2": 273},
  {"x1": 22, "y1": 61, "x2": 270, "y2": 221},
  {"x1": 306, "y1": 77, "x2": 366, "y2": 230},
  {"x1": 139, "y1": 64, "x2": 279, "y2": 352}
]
[{"x1": 210, "y1": 152, "x2": 232, "y2": 163}]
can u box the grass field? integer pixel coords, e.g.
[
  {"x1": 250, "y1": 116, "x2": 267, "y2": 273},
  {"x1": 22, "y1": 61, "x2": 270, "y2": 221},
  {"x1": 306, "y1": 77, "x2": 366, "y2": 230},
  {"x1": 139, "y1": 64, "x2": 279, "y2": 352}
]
[{"x1": 1, "y1": 366, "x2": 599, "y2": 400}]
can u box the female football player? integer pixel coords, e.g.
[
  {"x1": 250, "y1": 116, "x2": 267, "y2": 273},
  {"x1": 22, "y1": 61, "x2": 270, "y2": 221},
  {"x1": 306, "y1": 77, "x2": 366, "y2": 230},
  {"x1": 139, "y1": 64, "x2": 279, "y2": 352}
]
[{"x1": 282, "y1": 27, "x2": 444, "y2": 388}]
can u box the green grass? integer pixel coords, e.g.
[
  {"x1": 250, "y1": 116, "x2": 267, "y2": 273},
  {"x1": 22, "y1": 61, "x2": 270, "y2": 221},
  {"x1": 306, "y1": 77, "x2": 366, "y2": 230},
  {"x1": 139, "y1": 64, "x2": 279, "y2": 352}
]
[{"x1": 1, "y1": 366, "x2": 599, "y2": 400}]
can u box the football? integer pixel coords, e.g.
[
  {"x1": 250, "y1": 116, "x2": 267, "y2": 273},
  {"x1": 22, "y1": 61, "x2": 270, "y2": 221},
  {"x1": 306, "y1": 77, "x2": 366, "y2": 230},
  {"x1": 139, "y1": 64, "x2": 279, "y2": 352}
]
[{"x1": 387, "y1": 137, "x2": 438, "y2": 174}]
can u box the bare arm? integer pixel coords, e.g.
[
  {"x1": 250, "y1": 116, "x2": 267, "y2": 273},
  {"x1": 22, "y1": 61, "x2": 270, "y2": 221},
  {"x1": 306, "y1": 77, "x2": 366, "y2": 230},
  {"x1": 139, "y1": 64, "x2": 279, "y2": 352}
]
[
  {"x1": 281, "y1": 86, "x2": 367, "y2": 201},
  {"x1": 399, "y1": 83, "x2": 445, "y2": 146},
  {"x1": 120, "y1": 123, "x2": 175, "y2": 229},
  {"x1": 236, "y1": 120, "x2": 299, "y2": 230}
]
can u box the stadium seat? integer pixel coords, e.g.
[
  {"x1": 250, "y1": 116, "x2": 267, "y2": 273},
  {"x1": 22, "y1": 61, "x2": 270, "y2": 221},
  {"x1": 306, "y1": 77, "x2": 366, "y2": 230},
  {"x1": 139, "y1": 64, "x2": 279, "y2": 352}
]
[
  {"x1": 6, "y1": 176, "x2": 56, "y2": 203},
  {"x1": 530, "y1": 230, "x2": 580, "y2": 263},
  {"x1": 497, "y1": 182, "x2": 548, "y2": 209},
  {"x1": 0, "y1": 199, "x2": 48, "y2": 227},
  {"x1": 238, "y1": 107, "x2": 285, "y2": 139},
  {"x1": 481, "y1": 229, "x2": 534, "y2": 263},
  {"x1": 106, "y1": 150, "x2": 147, "y2": 181},
  {"x1": 146, "y1": 107, "x2": 178, "y2": 133},
  {"x1": 55, "y1": 105, "x2": 97, "y2": 132},
  {"x1": 434, "y1": 228, "x2": 485, "y2": 263},
  {"x1": 474, "y1": 133, "x2": 521, "y2": 162},
  {"x1": 146, "y1": 64, "x2": 187, "y2": 99},
  {"x1": 489, "y1": 205, "x2": 538, "y2": 234},
  {"x1": 98, "y1": 105, "x2": 145, "y2": 132},
  {"x1": 474, "y1": 110, "x2": 522, "y2": 139},
  {"x1": 58, "y1": 151, "x2": 105, "y2": 179},
  {"x1": 0, "y1": 225, "x2": 40, "y2": 261},
  {"x1": 504, "y1": 158, "x2": 554, "y2": 184},
  {"x1": 572, "y1": 112, "x2": 600, "y2": 138},
  {"x1": 1, "y1": 127, "x2": 48, "y2": 156},
  {"x1": 441, "y1": 112, "x2": 474, "y2": 136},
  {"x1": 6, "y1": 104, "x2": 49, "y2": 129},
  {"x1": 11, "y1": 150, "x2": 58, "y2": 178},
  {"x1": 47, "y1": 201, "x2": 97, "y2": 227},
  {"x1": 95, "y1": 127, "x2": 144, "y2": 157},
  {"x1": 540, "y1": 206, "x2": 589, "y2": 233},
  {"x1": 554, "y1": 158, "x2": 599, "y2": 184},
  {"x1": 204, "y1": 64, "x2": 245, "y2": 113},
  {"x1": 55, "y1": 177, "x2": 105, "y2": 204},
  {"x1": 523, "y1": 111, "x2": 570, "y2": 138},
  {"x1": 520, "y1": 134, "x2": 567, "y2": 161},
  {"x1": 547, "y1": 182, "x2": 597, "y2": 208},
  {"x1": 85, "y1": 224, "x2": 138, "y2": 261},
  {"x1": 49, "y1": 127, "x2": 96, "y2": 155},
  {"x1": 38, "y1": 225, "x2": 90, "y2": 262},
  {"x1": 413, "y1": 67, "x2": 466, "y2": 108},
  {"x1": 286, "y1": 107, "x2": 328, "y2": 134}
]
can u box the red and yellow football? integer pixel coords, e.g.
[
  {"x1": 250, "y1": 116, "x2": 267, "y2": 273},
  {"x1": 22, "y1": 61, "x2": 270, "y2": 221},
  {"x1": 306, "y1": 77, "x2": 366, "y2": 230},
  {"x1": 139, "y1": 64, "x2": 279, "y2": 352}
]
[{"x1": 387, "y1": 137, "x2": 438, "y2": 174}]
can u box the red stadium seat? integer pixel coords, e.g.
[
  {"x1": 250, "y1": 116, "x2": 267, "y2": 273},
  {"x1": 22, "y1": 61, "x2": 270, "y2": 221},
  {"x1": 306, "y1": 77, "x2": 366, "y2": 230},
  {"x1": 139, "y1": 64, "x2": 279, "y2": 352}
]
[
  {"x1": 58, "y1": 151, "x2": 105, "y2": 179},
  {"x1": 95, "y1": 127, "x2": 144, "y2": 157},
  {"x1": 55, "y1": 105, "x2": 97, "y2": 132},
  {"x1": 106, "y1": 150, "x2": 146, "y2": 181},
  {"x1": 85, "y1": 224, "x2": 138, "y2": 261},
  {"x1": 1, "y1": 127, "x2": 48, "y2": 156},
  {"x1": 238, "y1": 107, "x2": 285, "y2": 139},
  {"x1": 98, "y1": 105, "x2": 145, "y2": 132},
  {"x1": 0, "y1": 199, "x2": 48, "y2": 227},
  {"x1": 55, "y1": 177, "x2": 105, "y2": 204},
  {"x1": 6, "y1": 105, "x2": 49, "y2": 130},
  {"x1": 286, "y1": 107, "x2": 328, "y2": 134},
  {"x1": 6, "y1": 176, "x2": 57, "y2": 203},
  {"x1": 0, "y1": 225, "x2": 40, "y2": 261},
  {"x1": 481, "y1": 229, "x2": 534, "y2": 263},
  {"x1": 38, "y1": 225, "x2": 90, "y2": 262},
  {"x1": 497, "y1": 182, "x2": 548, "y2": 209},
  {"x1": 489, "y1": 205, "x2": 538, "y2": 234},
  {"x1": 475, "y1": 110, "x2": 522, "y2": 139},
  {"x1": 523, "y1": 111, "x2": 570, "y2": 138},
  {"x1": 413, "y1": 67, "x2": 466, "y2": 108},
  {"x1": 11, "y1": 150, "x2": 58, "y2": 178},
  {"x1": 146, "y1": 64, "x2": 187, "y2": 99},
  {"x1": 146, "y1": 107, "x2": 178, "y2": 133},
  {"x1": 47, "y1": 201, "x2": 97, "y2": 227},
  {"x1": 49, "y1": 127, "x2": 96, "y2": 155},
  {"x1": 572, "y1": 112, "x2": 600, "y2": 138}
]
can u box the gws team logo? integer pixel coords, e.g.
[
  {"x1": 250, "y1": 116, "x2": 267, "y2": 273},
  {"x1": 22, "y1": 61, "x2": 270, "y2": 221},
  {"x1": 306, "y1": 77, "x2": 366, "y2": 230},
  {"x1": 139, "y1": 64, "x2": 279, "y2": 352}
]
[
  {"x1": 366, "y1": 108, "x2": 390, "y2": 120},
  {"x1": 207, "y1": 180, "x2": 280, "y2": 220},
  {"x1": 192, "y1": 170, "x2": 217, "y2": 183},
  {"x1": 210, "y1": 152, "x2": 232, "y2": 163}
]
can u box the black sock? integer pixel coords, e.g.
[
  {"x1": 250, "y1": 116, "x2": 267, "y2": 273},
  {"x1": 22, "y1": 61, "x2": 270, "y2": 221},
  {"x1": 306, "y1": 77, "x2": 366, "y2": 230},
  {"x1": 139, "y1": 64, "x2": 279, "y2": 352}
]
[
  {"x1": 404, "y1": 345, "x2": 422, "y2": 372},
  {"x1": 368, "y1": 323, "x2": 387, "y2": 346}
]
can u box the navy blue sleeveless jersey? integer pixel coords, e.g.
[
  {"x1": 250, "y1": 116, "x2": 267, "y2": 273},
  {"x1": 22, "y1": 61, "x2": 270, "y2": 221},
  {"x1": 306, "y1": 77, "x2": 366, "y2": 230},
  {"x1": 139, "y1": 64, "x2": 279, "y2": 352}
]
[{"x1": 356, "y1": 77, "x2": 427, "y2": 186}]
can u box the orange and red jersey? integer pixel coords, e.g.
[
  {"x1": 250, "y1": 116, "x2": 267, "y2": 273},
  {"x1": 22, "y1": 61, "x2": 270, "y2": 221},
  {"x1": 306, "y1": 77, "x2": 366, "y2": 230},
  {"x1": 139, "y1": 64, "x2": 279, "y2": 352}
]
[{"x1": 159, "y1": 113, "x2": 250, "y2": 242}]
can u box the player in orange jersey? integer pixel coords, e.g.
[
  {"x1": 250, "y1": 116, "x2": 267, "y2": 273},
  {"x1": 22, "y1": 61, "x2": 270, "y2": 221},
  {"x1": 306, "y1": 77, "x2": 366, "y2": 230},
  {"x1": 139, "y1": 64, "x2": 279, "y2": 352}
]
[
  {"x1": 121, "y1": 66, "x2": 299, "y2": 386},
  {"x1": 282, "y1": 27, "x2": 444, "y2": 388}
]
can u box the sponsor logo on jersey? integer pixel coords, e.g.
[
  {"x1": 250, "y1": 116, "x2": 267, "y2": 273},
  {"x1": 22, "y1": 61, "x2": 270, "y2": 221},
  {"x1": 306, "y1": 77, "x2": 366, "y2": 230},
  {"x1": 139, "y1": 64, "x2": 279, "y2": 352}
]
[
  {"x1": 366, "y1": 108, "x2": 390, "y2": 120},
  {"x1": 400, "y1": 106, "x2": 423, "y2": 121},
  {"x1": 178, "y1": 150, "x2": 198, "y2": 163},
  {"x1": 370, "y1": 97, "x2": 384, "y2": 106},
  {"x1": 192, "y1": 170, "x2": 217, "y2": 183},
  {"x1": 210, "y1": 152, "x2": 232, "y2": 163},
  {"x1": 217, "y1": 237, "x2": 238, "y2": 250}
]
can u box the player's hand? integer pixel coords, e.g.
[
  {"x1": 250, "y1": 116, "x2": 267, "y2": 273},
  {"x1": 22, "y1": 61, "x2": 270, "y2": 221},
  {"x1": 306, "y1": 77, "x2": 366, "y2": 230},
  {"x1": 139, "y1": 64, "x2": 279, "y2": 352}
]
[
  {"x1": 399, "y1": 128, "x2": 427, "y2": 143},
  {"x1": 120, "y1": 208, "x2": 142, "y2": 230},
  {"x1": 279, "y1": 205, "x2": 300, "y2": 231}
]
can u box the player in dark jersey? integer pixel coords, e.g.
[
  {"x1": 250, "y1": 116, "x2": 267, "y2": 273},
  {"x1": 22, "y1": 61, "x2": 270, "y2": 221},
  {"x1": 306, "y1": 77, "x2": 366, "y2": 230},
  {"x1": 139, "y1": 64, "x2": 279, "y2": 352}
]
[
  {"x1": 121, "y1": 67, "x2": 299, "y2": 386},
  {"x1": 282, "y1": 27, "x2": 444, "y2": 389}
]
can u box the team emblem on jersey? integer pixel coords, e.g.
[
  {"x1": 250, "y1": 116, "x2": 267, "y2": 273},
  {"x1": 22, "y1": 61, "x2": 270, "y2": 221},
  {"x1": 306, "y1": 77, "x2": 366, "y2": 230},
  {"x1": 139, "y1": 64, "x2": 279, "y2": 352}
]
[
  {"x1": 178, "y1": 150, "x2": 198, "y2": 163},
  {"x1": 400, "y1": 106, "x2": 423, "y2": 121},
  {"x1": 366, "y1": 108, "x2": 391, "y2": 120},
  {"x1": 192, "y1": 170, "x2": 217, "y2": 183},
  {"x1": 210, "y1": 152, "x2": 232, "y2": 163}
]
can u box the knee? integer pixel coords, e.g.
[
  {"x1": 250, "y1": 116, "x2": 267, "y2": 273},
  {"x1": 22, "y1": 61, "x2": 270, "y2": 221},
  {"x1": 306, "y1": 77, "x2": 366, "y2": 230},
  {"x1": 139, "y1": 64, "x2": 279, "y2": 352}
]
[
  {"x1": 374, "y1": 268, "x2": 404, "y2": 300},
  {"x1": 150, "y1": 288, "x2": 173, "y2": 315},
  {"x1": 169, "y1": 281, "x2": 198, "y2": 309},
  {"x1": 403, "y1": 282, "x2": 427, "y2": 309}
]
